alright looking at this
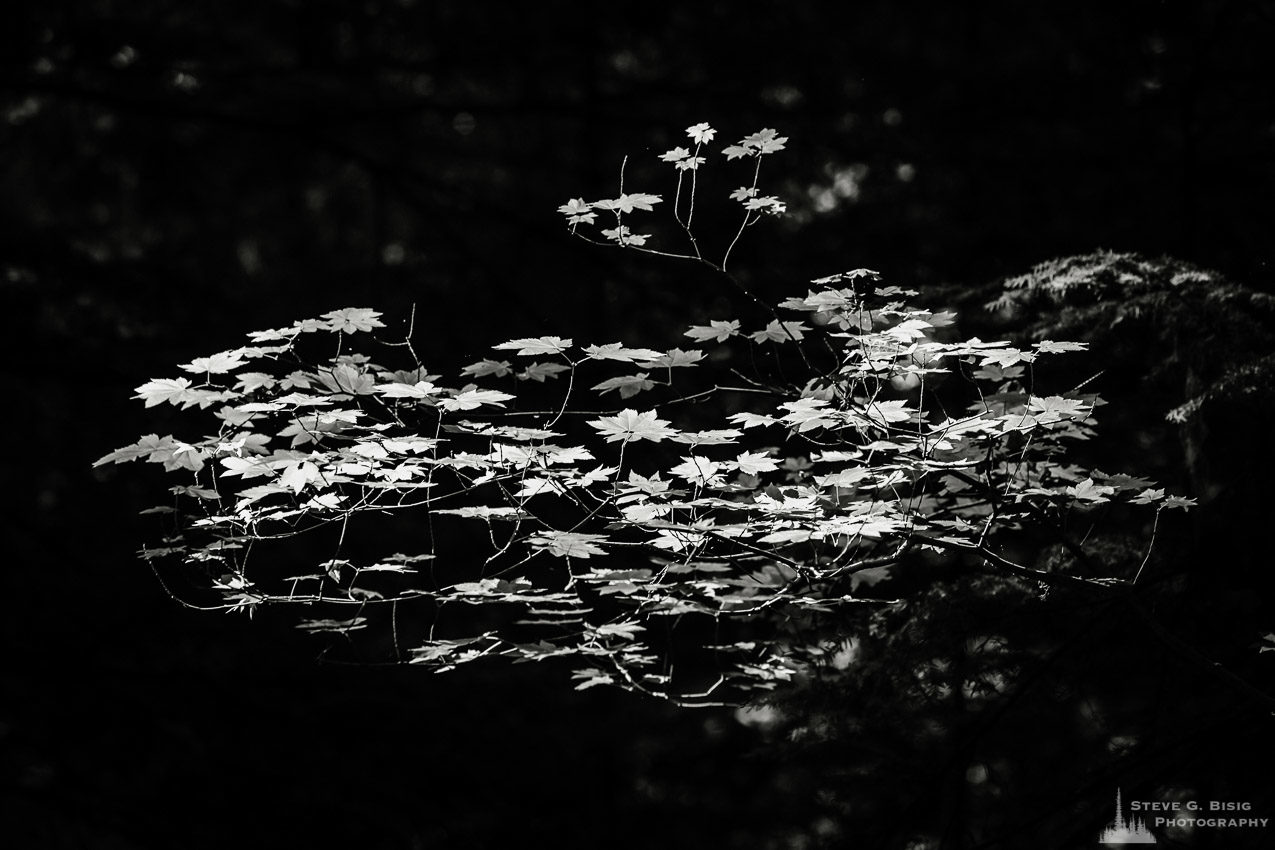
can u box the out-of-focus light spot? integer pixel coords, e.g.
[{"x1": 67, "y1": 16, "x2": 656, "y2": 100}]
[
  {"x1": 813, "y1": 817, "x2": 840, "y2": 838},
  {"x1": 833, "y1": 166, "x2": 865, "y2": 199},
  {"x1": 610, "y1": 49, "x2": 639, "y2": 74},
  {"x1": 305, "y1": 187, "x2": 327, "y2": 212},
  {"x1": 382, "y1": 243, "x2": 406, "y2": 266},
  {"x1": 452, "y1": 112, "x2": 476, "y2": 135},
  {"x1": 111, "y1": 45, "x2": 137, "y2": 69},
  {"x1": 6, "y1": 97, "x2": 42, "y2": 125},
  {"x1": 735, "y1": 703, "x2": 782, "y2": 730},
  {"x1": 810, "y1": 187, "x2": 838, "y2": 213},
  {"x1": 883, "y1": 107, "x2": 903, "y2": 127},
  {"x1": 170, "y1": 70, "x2": 199, "y2": 92},
  {"x1": 32, "y1": 57, "x2": 54, "y2": 75},
  {"x1": 237, "y1": 240, "x2": 263, "y2": 276},
  {"x1": 761, "y1": 84, "x2": 805, "y2": 109},
  {"x1": 967, "y1": 763, "x2": 989, "y2": 784},
  {"x1": 896, "y1": 163, "x2": 917, "y2": 182},
  {"x1": 1107, "y1": 734, "x2": 1138, "y2": 754}
]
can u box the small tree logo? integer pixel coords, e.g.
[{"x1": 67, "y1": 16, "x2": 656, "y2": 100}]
[{"x1": 1099, "y1": 788, "x2": 1156, "y2": 844}]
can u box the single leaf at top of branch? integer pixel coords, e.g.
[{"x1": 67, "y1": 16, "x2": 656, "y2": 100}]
[
  {"x1": 686, "y1": 122, "x2": 716, "y2": 144},
  {"x1": 723, "y1": 128, "x2": 788, "y2": 159}
]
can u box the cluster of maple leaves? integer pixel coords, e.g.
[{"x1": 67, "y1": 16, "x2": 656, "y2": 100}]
[{"x1": 99, "y1": 126, "x2": 1192, "y2": 705}]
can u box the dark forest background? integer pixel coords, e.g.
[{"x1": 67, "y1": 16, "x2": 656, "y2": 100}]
[{"x1": 4, "y1": 1, "x2": 1275, "y2": 848}]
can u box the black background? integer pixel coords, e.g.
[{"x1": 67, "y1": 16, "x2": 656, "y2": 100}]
[{"x1": 5, "y1": 1, "x2": 1275, "y2": 847}]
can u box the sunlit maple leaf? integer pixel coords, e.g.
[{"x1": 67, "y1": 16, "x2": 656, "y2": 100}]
[
  {"x1": 743, "y1": 196, "x2": 787, "y2": 215},
  {"x1": 247, "y1": 326, "x2": 299, "y2": 343},
  {"x1": 235, "y1": 372, "x2": 276, "y2": 392},
  {"x1": 980, "y1": 348, "x2": 1035, "y2": 369},
  {"x1": 1033, "y1": 340, "x2": 1088, "y2": 354},
  {"x1": 730, "y1": 187, "x2": 757, "y2": 201},
  {"x1": 493, "y1": 336, "x2": 572, "y2": 356},
  {"x1": 1065, "y1": 479, "x2": 1115, "y2": 502},
  {"x1": 1027, "y1": 395, "x2": 1091, "y2": 422},
  {"x1": 745, "y1": 128, "x2": 787, "y2": 153},
  {"x1": 659, "y1": 146, "x2": 691, "y2": 162},
  {"x1": 636, "y1": 348, "x2": 704, "y2": 369},
  {"x1": 749, "y1": 320, "x2": 807, "y2": 343},
  {"x1": 859, "y1": 400, "x2": 915, "y2": 425},
  {"x1": 670, "y1": 429, "x2": 742, "y2": 446},
  {"x1": 730, "y1": 411, "x2": 778, "y2": 429},
  {"x1": 883, "y1": 318, "x2": 932, "y2": 343},
  {"x1": 462, "y1": 359, "x2": 513, "y2": 378},
  {"x1": 179, "y1": 351, "x2": 247, "y2": 374},
  {"x1": 375, "y1": 381, "x2": 439, "y2": 399},
  {"x1": 724, "y1": 129, "x2": 788, "y2": 158},
  {"x1": 669, "y1": 456, "x2": 722, "y2": 485},
  {"x1": 600, "y1": 225, "x2": 649, "y2": 246},
  {"x1": 94, "y1": 434, "x2": 176, "y2": 467},
  {"x1": 557, "y1": 198, "x2": 597, "y2": 225},
  {"x1": 518, "y1": 362, "x2": 571, "y2": 382},
  {"x1": 582, "y1": 343, "x2": 665, "y2": 362},
  {"x1": 684, "y1": 320, "x2": 740, "y2": 343},
  {"x1": 134, "y1": 377, "x2": 195, "y2": 408},
  {"x1": 592, "y1": 373, "x2": 655, "y2": 399},
  {"x1": 439, "y1": 389, "x2": 515, "y2": 411},
  {"x1": 925, "y1": 310, "x2": 958, "y2": 328},
  {"x1": 316, "y1": 364, "x2": 376, "y2": 395},
  {"x1": 778, "y1": 398, "x2": 836, "y2": 432},
  {"x1": 592, "y1": 193, "x2": 662, "y2": 214},
  {"x1": 733, "y1": 451, "x2": 779, "y2": 475},
  {"x1": 588, "y1": 409, "x2": 679, "y2": 443},
  {"x1": 278, "y1": 371, "x2": 313, "y2": 390},
  {"x1": 815, "y1": 468, "x2": 871, "y2": 488},
  {"x1": 96, "y1": 434, "x2": 205, "y2": 472},
  {"x1": 530, "y1": 531, "x2": 609, "y2": 559},
  {"x1": 686, "y1": 123, "x2": 716, "y2": 144},
  {"x1": 436, "y1": 505, "x2": 526, "y2": 520},
  {"x1": 278, "y1": 460, "x2": 321, "y2": 494},
  {"x1": 322, "y1": 308, "x2": 385, "y2": 334}
]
